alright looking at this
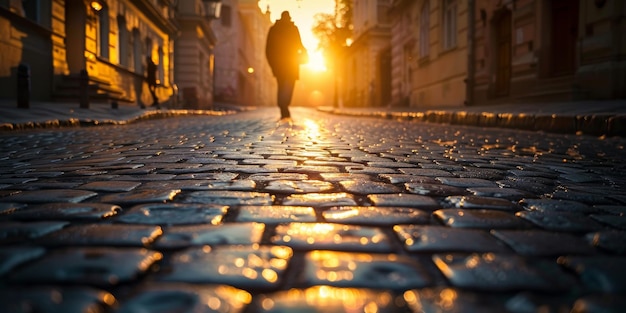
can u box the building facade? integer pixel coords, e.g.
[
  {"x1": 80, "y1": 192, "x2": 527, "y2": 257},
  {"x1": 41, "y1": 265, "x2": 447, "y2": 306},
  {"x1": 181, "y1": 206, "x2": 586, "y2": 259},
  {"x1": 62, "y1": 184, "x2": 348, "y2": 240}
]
[
  {"x1": 212, "y1": 0, "x2": 273, "y2": 106},
  {"x1": 0, "y1": 0, "x2": 179, "y2": 107},
  {"x1": 342, "y1": 0, "x2": 392, "y2": 107},
  {"x1": 175, "y1": 0, "x2": 220, "y2": 109},
  {"x1": 383, "y1": 0, "x2": 625, "y2": 109}
]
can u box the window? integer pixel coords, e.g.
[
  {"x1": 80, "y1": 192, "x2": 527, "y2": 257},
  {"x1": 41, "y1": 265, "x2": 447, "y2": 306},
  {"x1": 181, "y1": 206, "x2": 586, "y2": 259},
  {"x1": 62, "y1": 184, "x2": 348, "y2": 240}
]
[
  {"x1": 22, "y1": 0, "x2": 40, "y2": 22},
  {"x1": 419, "y1": 2, "x2": 430, "y2": 57},
  {"x1": 442, "y1": 0, "x2": 457, "y2": 50},
  {"x1": 94, "y1": 4, "x2": 110, "y2": 59},
  {"x1": 221, "y1": 5, "x2": 231, "y2": 27},
  {"x1": 118, "y1": 16, "x2": 129, "y2": 67}
]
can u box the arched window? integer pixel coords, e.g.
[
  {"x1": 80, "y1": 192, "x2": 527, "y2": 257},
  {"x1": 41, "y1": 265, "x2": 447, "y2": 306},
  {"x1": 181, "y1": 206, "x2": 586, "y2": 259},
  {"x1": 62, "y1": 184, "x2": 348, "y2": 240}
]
[{"x1": 419, "y1": 1, "x2": 430, "y2": 58}]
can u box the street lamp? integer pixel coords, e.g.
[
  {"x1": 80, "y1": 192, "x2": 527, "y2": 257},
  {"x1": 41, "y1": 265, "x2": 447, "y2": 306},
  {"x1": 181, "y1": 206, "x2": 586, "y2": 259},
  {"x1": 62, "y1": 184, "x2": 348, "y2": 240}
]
[{"x1": 203, "y1": 0, "x2": 222, "y2": 19}]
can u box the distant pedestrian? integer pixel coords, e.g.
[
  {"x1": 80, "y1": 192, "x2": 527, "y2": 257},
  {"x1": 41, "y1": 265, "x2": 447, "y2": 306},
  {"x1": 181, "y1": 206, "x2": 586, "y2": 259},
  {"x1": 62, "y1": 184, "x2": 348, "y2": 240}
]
[
  {"x1": 266, "y1": 11, "x2": 307, "y2": 121},
  {"x1": 146, "y1": 56, "x2": 160, "y2": 109}
]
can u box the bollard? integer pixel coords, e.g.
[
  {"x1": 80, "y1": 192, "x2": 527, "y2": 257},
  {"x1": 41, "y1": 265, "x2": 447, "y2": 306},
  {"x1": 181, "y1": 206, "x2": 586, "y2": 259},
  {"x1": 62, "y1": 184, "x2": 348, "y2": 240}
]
[
  {"x1": 79, "y1": 69, "x2": 89, "y2": 109},
  {"x1": 17, "y1": 64, "x2": 30, "y2": 109}
]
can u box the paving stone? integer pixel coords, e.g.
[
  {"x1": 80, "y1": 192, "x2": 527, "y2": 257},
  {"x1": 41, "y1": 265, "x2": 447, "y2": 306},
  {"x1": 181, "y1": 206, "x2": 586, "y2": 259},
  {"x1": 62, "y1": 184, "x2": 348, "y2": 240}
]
[
  {"x1": 399, "y1": 168, "x2": 454, "y2": 177},
  {"x1": 434, "y1": 209, "x2": 530, "y2": 229},
  {"x1": 405, "y1": 183, "x2": 467, "y2": 196},
  {"x1": 1, "y1": 189, "x2": 98, "y2": 203},
  {"x1": 206, "y1": 164, "x2": 278, "y2": 174},
  {"x1": 271, "y1": 223, "x2": 392, "y2": 252},
  {"x1": 282, "y1": 192, "x2": 357, "y2": 207},
  {"x1": 154, "y1": 223, "x2": 265, "y2": 248},
  {"x1": 183, "y1": 191, "x2": 274, "y2": 206},
  {"x1": 589, "y1": 214, "x2": 626, "y2": 230},
  {"x1": 454, "y1": 168, "x2": 506, "y2": 180},
  {"x1": 558, "y1": 256, "x2": 626, "y2": 293},
  {"x1": 15, "y1": 179, "x2": 86, "y2": 190},
  {"x1": 497, "y1": 178, "x2": 556, "y2": 195},
  {"x1": 378, "y1": 174, "x2": 440, "y2": 184},
  {"x1": 404, "y1": 287, "x2": 509, "y2": 313},
  {"x1": 593, "y1": 205, "x2": 626, "y2": 215},
  {"x1": 78, "y1": 181, "x2": 142, "y2": 192},
  {"x1": 571, "y1": 294, "x2": 626, "y2": 313},
  {"x1": 0, "y1": 221, "x2": 68, "y2": 243},
  {"x1": 519, "y1": 198, "x2": 594, "y2": 213},
  {"x1": 466, "y1": 187, "x2": 533, "y2": 201},
  {"x1": 139, "y1": 180, "x2": 256, "y2": 191},
  {"x1": 0, "y1": 286, "x2": 116, "y2": 313},
  {"x1": 249, "y1": 286, "x2": 412, "y2": 312},
  {"x1": 0, "y1": 202, "x2": 26, "y2": 214},
  {"x1": 323, "y1": 206, "x2": 430, "y2": 226},
  {"x1": 394, "y1": 225, "x2": 510, "y2": 253},
  {"x1": 505, "y1": 292, "x2": 576, "y2": 313},
  {"x1": 116, "y1": 284, "x2": 251, "y2": 313},
  {"x1": 265, "y1": 180, "x2": 334, "y2": 194},
  {"x1": 283, "y1": 165, "x2": 340, "y2": 174},
  {"x1": 345, "y1": 166, "x2": 397, "y2": 174},
  {"x1": 0, "y1": 246, "x2": 45, "y2": 275},
  {"x1": 115, "y1": 203, "x2": 226, "y2": 225},
  {"x1": 436, "y1": 177, "x2": 499, "y2": 188},
  {"x1": 444, "y1": 195, "x2": 520, "y2": 211},
  {"x1": 507, "y1": 169, "x2": 559, "y2": 179},
  {"x1": 174, "y1": 172, "x2": 239, "y2": 180},
  {"x1": 41, "y1": 223, "x2": 162, "y2": 247},
  {"x1": 303, "y1": 160, "x2": 362, "y2": 167},
  {"x1": 7, "y1": 202, "x2": 121, "y2": 221},
  {"x1": 586, "y1": 230, "x2": 626, "y2": 254},
  {"x1": 339, "y1": 180, "x2": 401, "y2": 194},
  {"x1": 9, "y1": 247, "x2": 161, "y2": 286},
  {"x1": 433, "y1": 253, "x2": 576, "y2": 291},
  {"x1": 319, "y1": 173, "x2": 372, "y2": 182},
  {"x1": 491, "y1": 229, "x2": 596, "y2": 256},
  {"x1": 367, "y1": 194, "x2": 440, "y2": 209},
  {"x1": 516, "y1": 211, "x2": 605, "y2": 232},
  {"x1": 98, "y1": 189, "x2": 181, "y2": 205},
  {"x1": 159, "y1": 245, "x2": 292, "y2": 290},
  {"x1": 248, "y1": 173, "x2": 309, "y2": 181},
  {"x1": 368, "y1": 161, "x2": 417, "y2": 168},
  {"x1": 235, "y1": 206, "x2": 317, "y2": 223},
  {"x1": 302, "y1": 250, "x2": 432, "y2": 290},
  {"x1": 550, "y1": 190, "x2": 616, "y2": 205}
]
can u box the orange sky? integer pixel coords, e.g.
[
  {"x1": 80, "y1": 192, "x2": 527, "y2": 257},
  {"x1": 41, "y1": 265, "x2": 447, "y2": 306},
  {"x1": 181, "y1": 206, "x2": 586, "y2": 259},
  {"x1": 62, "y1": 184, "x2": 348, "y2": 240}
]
[{"x1": 258, "y1": 0, "x2": 335, "y2": 53}]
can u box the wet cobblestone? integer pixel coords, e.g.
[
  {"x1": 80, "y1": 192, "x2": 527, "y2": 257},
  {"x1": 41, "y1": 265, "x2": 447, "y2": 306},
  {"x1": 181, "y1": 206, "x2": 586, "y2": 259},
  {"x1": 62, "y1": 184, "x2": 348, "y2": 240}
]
[{"x1": 1, "y1": 107, "x2": 626, "y2": 312}]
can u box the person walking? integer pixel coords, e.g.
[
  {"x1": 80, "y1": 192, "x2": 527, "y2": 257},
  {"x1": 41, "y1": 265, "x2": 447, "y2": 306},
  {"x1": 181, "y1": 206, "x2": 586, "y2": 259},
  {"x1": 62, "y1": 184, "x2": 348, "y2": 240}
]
[
  {"x1": 146, "y1": 56, "x2": 160, "y2": 109},
  {"x1": 265, "y1": 11, "x2": 307, "y2": 121}
]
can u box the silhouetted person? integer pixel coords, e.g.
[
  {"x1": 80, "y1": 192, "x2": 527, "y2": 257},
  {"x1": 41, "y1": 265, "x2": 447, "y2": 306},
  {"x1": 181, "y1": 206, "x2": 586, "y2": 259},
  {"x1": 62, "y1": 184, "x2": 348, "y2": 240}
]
[
  {"x1": 146, "y1": 56, "x2": 159, "y2": 109},
  {"x1": 266, "y1": 11, "x2": 306, "y2": 121}
]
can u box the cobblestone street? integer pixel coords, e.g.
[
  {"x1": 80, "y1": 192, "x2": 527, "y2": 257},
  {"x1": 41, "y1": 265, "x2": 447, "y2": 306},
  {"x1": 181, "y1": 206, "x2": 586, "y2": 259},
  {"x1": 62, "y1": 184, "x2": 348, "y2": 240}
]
[{"x1": 1, "y1": 106, "x2": 626, "y2": 312}]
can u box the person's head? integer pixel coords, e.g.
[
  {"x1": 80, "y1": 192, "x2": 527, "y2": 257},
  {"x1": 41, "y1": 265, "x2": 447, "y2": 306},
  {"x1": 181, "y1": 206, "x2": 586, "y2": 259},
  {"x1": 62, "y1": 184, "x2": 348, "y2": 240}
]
[{"x1": 280, "y1": 11, "x2": 291, "y2": 21}]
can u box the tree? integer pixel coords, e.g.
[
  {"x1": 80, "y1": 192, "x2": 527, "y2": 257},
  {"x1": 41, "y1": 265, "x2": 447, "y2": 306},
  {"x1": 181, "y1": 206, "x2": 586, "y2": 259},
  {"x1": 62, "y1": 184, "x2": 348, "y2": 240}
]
[{"x1": 311, "y1": 0, "x2": 352, "y2": 107}]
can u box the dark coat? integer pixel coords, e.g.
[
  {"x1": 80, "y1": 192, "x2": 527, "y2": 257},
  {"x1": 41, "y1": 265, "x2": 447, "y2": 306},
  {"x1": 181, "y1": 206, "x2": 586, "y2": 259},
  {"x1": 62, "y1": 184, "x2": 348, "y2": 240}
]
[{"x1": 265, "y1": 18, "x2": 305, "y2": 81}]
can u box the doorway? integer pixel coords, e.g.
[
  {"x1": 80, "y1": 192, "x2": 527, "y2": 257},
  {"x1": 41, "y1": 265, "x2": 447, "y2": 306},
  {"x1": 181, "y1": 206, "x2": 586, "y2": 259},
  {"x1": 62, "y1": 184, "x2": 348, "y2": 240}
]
[{"x1": 550, "y1": 0, "x2": 579, "y2": 76}]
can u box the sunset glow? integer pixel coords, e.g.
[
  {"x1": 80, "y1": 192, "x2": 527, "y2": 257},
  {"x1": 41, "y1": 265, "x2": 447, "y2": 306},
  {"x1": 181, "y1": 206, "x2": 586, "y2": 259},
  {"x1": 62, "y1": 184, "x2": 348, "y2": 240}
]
[{"x1": 260, "y1": 0, "x2": 335, "y2": 71}]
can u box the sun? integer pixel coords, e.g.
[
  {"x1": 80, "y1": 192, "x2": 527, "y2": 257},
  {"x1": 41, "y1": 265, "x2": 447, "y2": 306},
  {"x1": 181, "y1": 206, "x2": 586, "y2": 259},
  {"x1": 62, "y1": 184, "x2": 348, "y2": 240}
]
[{"x1": 305, "y1": 51, "x2": 327, "y2": 72}]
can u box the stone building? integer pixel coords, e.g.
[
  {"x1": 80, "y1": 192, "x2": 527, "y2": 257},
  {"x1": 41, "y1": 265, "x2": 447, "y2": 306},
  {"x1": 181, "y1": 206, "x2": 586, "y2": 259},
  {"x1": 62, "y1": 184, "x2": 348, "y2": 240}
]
[
  {"x1": 342, "y1": 0, "x2": 392, "y2": 108},
  {"x1": 212, "y1": 0, "x2": 273, "y2": 106},
  {"x1": 0, "y1": 0, "x2": 180, "y2": 108},
  {"x1": 385, "y1": 0, "x2": 625, "y2": 109},
  {"x1": 175, "y1": 0, "x2": 221, "y2": 109}
]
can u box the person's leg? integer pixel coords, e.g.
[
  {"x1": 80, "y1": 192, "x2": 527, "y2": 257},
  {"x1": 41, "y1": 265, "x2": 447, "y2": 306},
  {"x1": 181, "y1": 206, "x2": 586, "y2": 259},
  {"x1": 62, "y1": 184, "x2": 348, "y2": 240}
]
[{"x1": 277, "y1": 78, "x2": 295, "y2": 119}]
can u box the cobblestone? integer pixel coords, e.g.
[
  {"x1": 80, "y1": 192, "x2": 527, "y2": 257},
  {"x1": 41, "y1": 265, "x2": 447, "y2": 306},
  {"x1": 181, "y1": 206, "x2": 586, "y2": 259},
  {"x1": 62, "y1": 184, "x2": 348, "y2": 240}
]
[{"x1": 1, "y1": 107, "x2": 626, "y2": 311}]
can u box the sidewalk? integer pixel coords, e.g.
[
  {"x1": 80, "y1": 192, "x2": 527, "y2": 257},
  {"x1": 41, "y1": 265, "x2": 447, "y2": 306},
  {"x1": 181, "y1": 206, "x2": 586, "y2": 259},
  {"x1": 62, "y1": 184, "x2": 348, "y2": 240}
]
[
  {"x1": 1, "y1": 99, "x2": 625, "y2": 136},
  {"x1": 318, "y1": 100, "x2": 626, "y2": 137},
  {"x1": 0, "y1": 100, "x2": 237, "y2": 131}
]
